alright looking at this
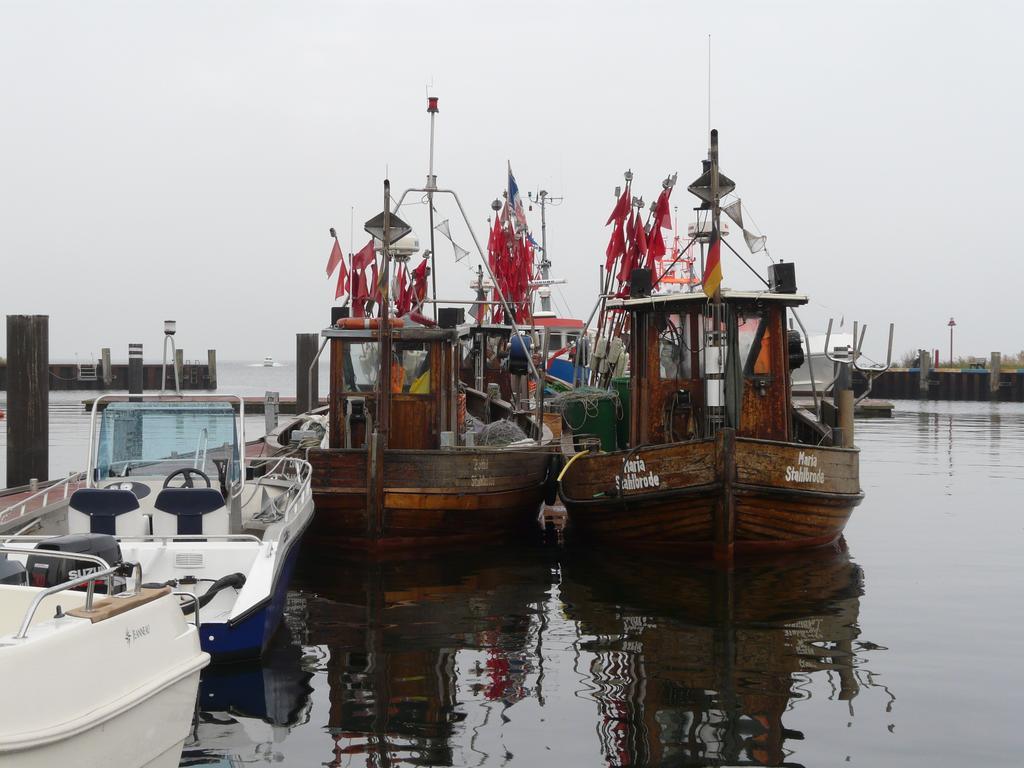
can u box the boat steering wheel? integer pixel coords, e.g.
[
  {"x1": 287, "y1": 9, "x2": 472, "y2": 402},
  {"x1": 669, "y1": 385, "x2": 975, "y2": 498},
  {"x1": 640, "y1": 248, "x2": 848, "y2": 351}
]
[{"x1": 163, "y1": 467, "x2": 212, "y2": 489}]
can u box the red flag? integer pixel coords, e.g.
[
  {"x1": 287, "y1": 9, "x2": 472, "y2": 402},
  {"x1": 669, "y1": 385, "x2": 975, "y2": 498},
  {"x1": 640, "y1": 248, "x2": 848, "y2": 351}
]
[
  {"x1": 605, "y1": 187, "x2": 630, "y2": 226},
  {"x1": 393, "y1": 264, "x2": 409, "y2": 315},
  {"x1": 653, "y1": 187, "x2": 673, "y2": 231},
  {"x1": 647, "y1": 225, "x2": 666, "y2": 269},
  {"x1": 334, "y1": 256, "x2": 349, "y2": 300},
  {"x1": 326, "y1": 236, "x2": 344, "y2": 277},
  {"x1": 616, "y1": 210, "x2": 636, "y2": 283},
  {"x1": 351, "y1": 268, "x2": 369, "y2": 317},
  {"x1": 352, "y1": 238, "x2": 376, "y2": 271},
  {"x1": 408, "y1": 257, "x2": 429, "y2": 313},
  {"x1": 634, "y1": 214, "x2": 648, "y2": 261},
  {"x1": 605, "y1": 221, "x2": 626, "y2": 271},
  {"x1": 370, "y1": 262, "x2": 383, "y2": 308}
]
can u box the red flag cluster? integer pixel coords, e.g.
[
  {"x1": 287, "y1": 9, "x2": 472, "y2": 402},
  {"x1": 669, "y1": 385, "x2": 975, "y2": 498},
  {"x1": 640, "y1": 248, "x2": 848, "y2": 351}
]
[
  {"x1": 393, "y1": 257, "x2": 430, "y2": 316},
  {"x1": 485, "y1": 203, "x2": 536, "y2": 324},
  {"x1": 603, "y1": 176, "x2": 674, "y2": 296},
  {"x1": 326, "y1": 237, "x2": 382, "y2": 318}
]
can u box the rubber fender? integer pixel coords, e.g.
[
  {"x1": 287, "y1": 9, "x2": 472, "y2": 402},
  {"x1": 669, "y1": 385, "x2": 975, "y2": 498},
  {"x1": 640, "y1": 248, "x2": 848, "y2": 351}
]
[{"x1": 543, "y1": 454, "x2": 563, "y2": 506}]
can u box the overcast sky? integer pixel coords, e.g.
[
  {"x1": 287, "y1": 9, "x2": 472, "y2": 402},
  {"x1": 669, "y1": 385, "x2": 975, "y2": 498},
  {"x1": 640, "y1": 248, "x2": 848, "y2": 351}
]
[{"x1": 1, "y1": 1, "x2": 1020, "y2": 364}]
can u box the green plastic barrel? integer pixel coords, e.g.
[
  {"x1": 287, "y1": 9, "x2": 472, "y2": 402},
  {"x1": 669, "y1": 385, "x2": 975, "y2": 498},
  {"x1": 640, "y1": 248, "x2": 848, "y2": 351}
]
[
  {"x1": 612, "y1": 376, "x2": 631, "y2": 449},
  {"x1": 562, "y1": 393, "x2": 619, "y2": 452}
]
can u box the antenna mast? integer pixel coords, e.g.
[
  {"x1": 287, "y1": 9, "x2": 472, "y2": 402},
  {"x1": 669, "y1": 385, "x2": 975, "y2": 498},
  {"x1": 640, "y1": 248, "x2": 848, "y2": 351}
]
[{"x1": 425, "y1": 95, "x2": 439, "y2": 320}]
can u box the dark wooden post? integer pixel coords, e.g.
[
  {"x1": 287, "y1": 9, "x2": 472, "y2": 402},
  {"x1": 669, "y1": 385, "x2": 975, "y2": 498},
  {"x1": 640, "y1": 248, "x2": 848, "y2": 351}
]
[
  {"x1": 296, "y1": 333, "x2": 319, "y2": 414},
  {"x1": 175, "y1": 348, "x2": 184, "y2": 389},
  {"x1": 207, "y1": 349, "x2": 217, "y2": 389},
  {"x1": 6, "y1": 315, "x2": 48, "y2": 487},
  {"x1": 100, "y1": 347, "x2": 112, "y2": 387},
  {"x1": 128, "y1": 343, "x2": 143, "y2": 398}
]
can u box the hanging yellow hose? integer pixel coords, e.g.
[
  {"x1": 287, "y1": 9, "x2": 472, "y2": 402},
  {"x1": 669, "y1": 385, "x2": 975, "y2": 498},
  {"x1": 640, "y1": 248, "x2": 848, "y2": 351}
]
[{"x1": 557, "y1": 450, "x2": 590, "y2": 482}]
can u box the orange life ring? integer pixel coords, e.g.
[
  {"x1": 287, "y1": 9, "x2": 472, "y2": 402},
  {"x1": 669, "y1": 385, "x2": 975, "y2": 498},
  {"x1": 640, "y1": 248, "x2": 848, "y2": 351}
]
[{"x1": 335, "y1": 316, "x2": 406, "y2": 330}]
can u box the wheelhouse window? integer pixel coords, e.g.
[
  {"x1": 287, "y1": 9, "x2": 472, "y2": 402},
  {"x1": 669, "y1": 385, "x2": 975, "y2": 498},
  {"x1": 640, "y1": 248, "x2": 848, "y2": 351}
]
[
  {"x1": 659, "y1": 313, "x2": 693, "y2": 379},
  {"x1": 392, "y1": 341, "x2": 431, "y2": 394},
  {"x1": 343, "y1": 342, "x2": 380, "y2": 392},
  {"x1": 735, "y1": 307, "x2": 774, "y2": 377},
  {"x1": 342, "y1": 340, "x2": 431, "y2": 394}
]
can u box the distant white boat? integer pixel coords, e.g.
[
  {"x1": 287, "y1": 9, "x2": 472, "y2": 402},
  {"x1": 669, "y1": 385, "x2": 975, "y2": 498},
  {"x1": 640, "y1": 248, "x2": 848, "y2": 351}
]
[{"x1": 263, "y1": 356, "x2": 275, "y2": 367}]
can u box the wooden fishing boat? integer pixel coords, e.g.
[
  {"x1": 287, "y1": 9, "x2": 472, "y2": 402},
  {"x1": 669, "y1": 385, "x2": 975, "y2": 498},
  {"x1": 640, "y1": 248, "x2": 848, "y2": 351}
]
[
  {"x1": 558, "y1": 131, "x2": 865, "y2": 559},
  {"x1": 296, "y1": 321, "x2": 553, "y2": 550},
  {"x1": 271, "y1": 172, "x2": 555, "y2": 551}
]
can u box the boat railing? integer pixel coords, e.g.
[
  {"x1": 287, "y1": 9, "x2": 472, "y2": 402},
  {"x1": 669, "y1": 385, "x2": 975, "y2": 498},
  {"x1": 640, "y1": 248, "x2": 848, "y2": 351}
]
[
  {"x1": 1, "y1": 533, "x2": 263, "y2": 546},
  {"x1": 0, "y1": 547, "x2": 142, "y2": 640},
  {"x1": 0, "y1": 472, "x2": 88, "y2": 536},
  {"x1": 244, "y1": 456, "x2": 312, "y2": 524},
  {"x1": 172, "y1": 590, "x2": 200, "y2": 628}
]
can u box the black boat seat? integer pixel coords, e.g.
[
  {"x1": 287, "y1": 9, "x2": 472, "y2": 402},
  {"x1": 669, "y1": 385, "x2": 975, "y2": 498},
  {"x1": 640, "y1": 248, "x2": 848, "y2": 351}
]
[
  {"x1": 152, "y1": 488, "x2": 229, "y2": 536},
  {"x1": 68, "y1": 489, "x2": 148, "y2": 537}
]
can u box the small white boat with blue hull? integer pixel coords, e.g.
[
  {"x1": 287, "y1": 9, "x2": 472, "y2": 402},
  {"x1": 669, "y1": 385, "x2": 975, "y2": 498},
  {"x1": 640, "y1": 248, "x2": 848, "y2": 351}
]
[{"x1": 0, "y1": 394, "x2": 314, "y2": 661}]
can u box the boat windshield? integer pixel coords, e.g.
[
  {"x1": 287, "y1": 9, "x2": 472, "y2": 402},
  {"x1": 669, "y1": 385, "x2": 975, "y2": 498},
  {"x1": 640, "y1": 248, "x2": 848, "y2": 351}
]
[{"x1": 94, "y1": 402, "x2": 240, "y2": 484}]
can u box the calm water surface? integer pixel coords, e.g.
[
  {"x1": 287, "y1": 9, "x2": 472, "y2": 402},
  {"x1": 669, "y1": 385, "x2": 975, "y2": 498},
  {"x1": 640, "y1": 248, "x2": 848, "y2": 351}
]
[
  {"x1": 4, "y1": 380, "x2": 1023, "y2": 765},
  {"x1": 182, "y1": 399, "x2": 1024, "y2": 767}
]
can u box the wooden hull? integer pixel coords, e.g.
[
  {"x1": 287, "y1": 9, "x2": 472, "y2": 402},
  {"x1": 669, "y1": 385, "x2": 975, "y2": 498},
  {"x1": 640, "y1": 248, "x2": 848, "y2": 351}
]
[
  {"x1": 559, "y1": 428, "x2": 862, "y2": 557},
  {"x1": 308, "y1": 446, "x2": 551, "y2": 550}
]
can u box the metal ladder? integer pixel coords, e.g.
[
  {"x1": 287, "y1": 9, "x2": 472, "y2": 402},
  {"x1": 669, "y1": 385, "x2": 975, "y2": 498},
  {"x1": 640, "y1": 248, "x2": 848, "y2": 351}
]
[{"x1": 702, "y1": 302, "x2": 727, "y2": 438}]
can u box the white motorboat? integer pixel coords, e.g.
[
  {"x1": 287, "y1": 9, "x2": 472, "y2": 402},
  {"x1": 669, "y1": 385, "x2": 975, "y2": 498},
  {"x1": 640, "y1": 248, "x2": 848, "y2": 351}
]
[
  {"x1": 0, "y1": 547, "x2": 209, "y2": 768},
  {"x1": 790, "y1": 331, "x2": 854, "y2": 396},
  {"x1": 263, "y1": 356, "x2": 275, "y2": 367},
  {"x1": 0, "y1": 394, "x2": 314, "y2": 661}
]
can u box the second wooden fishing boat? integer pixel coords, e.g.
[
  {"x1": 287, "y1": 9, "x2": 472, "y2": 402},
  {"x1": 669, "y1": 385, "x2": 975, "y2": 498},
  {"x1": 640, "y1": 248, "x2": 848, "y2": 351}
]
[{"x1": 558, "y1": 129, "x2": 881, "y2": 560}]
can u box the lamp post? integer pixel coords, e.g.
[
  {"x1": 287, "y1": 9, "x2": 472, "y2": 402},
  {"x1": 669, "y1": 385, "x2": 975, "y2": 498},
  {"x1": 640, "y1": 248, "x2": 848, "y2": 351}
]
[{"x1": 948, "y1": 317, "x2": 956, "y2": 367}]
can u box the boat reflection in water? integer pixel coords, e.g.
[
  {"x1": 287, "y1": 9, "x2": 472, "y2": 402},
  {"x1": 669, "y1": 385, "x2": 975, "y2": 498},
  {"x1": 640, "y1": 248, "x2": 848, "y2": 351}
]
[
  {"x1": 560, "y1": 541, "x2": 884, "y2": 767},
  {"x1": 177, "y1": 543, "x2": 889, "y2": 766},
  {"x1": 304, "y1": 550, "x2": 554, "y2": 766},
  {"x1": 179, "y1": 603, "x2": 315, "y2": 767}
]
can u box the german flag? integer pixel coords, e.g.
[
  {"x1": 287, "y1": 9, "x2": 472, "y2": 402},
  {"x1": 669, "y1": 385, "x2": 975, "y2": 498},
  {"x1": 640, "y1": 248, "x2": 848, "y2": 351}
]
[{"x1": 702, "y1": 223, "x2": 723, "y2": 297}]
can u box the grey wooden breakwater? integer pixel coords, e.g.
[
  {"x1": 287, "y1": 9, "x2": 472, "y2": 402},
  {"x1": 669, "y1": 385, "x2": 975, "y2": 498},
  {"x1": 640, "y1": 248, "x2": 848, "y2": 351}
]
[
  {"x1": 0, "y1": 353, "x2": 218, "y2": 391},
  {"x1": 868, "y1": 368, "x2": 1024, "y2": 401}
]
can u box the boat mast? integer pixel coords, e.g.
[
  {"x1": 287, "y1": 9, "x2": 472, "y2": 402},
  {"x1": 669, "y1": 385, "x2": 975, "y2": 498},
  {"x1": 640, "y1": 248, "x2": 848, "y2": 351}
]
[
  {"x1": 371, "y1": 180, "x2": 394, "y2": 537},
  {"x1": 426, "y1": 96, "x2": 439, "y2": 321}
]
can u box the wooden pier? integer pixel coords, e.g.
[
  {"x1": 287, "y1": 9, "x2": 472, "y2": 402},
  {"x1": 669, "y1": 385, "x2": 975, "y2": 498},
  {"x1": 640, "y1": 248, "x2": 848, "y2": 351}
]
[{"x1": 0, "y1": 360, "x2": 216, "y2": 391}]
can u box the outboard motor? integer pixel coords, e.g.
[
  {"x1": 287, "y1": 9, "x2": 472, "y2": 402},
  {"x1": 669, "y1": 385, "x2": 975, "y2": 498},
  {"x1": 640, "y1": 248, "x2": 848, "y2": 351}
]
[
  {"x1": 787, "y1": 330, "x2": 805, "y2": 371},
  {"x1": 0, "y1": 554, "x2": 27, "y2": 586},
  {"x1": 26, "y1": 533, "x2": 126, "y2": 594}
]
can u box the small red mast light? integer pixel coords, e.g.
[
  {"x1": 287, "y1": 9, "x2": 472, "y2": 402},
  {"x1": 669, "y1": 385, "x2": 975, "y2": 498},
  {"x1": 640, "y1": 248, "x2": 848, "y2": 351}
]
[{"x1": 427, "y1": 96, "x2": 439, "y2": 113}]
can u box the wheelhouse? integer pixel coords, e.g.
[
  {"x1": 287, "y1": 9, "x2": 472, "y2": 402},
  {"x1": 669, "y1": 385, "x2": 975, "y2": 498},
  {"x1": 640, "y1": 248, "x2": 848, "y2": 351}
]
[
  {"x1": 611, "y1": 290, "x2": 809, "y2": 447},
  {"x1": 325, "y1": 325, "x2": 460, "y2": 451}
]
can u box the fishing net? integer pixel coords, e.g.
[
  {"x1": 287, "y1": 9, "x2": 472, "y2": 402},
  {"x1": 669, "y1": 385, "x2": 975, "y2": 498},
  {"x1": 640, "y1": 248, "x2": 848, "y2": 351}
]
[{"x1": 478, "y1": 419, "x2": 528, "y2": 446}]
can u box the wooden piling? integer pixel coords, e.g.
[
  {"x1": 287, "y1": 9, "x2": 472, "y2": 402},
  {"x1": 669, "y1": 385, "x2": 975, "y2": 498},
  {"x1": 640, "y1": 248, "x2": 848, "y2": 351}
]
[
  {"x1": 918, "y1": 349, "x2": 930, "y2": 398},
  {"x1": 174, "y1": 348, "x2": 184, "y2": 388},
  {"x1": 296, "y1": 333, "x2": 319, "y2": 415},
  {"x1": 5, "y1": 315, "x2": 49, "y2": 487},
  {"x1": 128, "y1": 343, "x2": 143, "y2": 397},
  {"x1": 991, "y1": 352, "x2": 1002, "y2": 398},
  {"x1": 100, "y1": 347, "x2": 112, "y2": 387},
  {"x1": 207, "y1": 349, "x2": 217, "y2": 389}
]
